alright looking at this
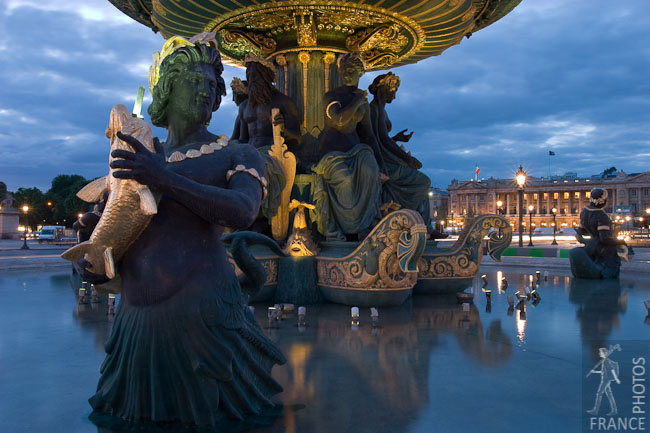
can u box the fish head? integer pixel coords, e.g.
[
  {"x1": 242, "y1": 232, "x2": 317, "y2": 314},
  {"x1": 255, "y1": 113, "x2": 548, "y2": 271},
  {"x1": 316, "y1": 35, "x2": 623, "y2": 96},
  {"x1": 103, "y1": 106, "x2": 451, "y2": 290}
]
[{"x1": 106, "y1": 104, "x2": 132, "y2": 141}]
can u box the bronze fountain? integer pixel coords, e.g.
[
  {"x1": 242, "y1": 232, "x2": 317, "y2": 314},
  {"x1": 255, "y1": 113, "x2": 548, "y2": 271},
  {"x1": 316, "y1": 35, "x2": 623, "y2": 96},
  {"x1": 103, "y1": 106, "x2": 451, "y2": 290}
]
[
  {"x1": 93, "y1": 0, "x2": 520, "y2": 306},
  {"x1": 65, "y1": 0, "x2": 521, "y2": 427}
]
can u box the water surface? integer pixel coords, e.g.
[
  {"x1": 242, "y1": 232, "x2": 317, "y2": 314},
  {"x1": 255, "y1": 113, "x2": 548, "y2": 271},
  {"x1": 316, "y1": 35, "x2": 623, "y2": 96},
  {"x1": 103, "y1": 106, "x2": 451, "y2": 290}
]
[{"x1": 0, "y1": 268, "x2": 647, "y2": 433}]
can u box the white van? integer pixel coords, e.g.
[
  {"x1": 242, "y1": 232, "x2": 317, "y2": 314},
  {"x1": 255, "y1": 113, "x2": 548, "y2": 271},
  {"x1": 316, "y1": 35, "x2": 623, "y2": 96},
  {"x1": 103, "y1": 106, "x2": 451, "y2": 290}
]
[{"x1": 39, "y1": 226, "x2": 65, "y2": 243}]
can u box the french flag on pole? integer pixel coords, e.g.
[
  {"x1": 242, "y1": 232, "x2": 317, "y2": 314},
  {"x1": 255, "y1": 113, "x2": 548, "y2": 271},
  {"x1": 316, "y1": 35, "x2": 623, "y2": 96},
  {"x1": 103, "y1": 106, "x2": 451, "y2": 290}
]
[{"x1": 475, "y1": 164, "x2": 480, "y2": 175}]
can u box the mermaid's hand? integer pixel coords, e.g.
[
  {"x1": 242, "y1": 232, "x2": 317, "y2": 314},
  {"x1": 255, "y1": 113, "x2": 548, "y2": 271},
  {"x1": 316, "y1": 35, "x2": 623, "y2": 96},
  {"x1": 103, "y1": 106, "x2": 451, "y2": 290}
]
[{"x1": 111, "y1": 132, "x2": 167, "y2": 188}]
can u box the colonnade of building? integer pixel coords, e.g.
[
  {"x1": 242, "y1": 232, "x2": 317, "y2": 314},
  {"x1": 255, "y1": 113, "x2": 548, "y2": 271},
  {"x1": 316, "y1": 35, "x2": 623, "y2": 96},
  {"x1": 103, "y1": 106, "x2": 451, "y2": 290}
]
[{"x1": 446, "y1": 172, "x2": 650, "y2": 232}]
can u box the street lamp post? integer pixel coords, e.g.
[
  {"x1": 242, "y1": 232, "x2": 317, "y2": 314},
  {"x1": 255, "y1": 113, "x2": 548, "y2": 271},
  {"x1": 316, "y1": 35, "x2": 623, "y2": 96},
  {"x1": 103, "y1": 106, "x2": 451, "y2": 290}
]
[
  {"x1": 551, "y1": 207, "x2": 558, "y2": 245},
  {"x1": 451, "y1": 210, "x2": 455, "y2": 234},
  {"x1": 515, "y1": 166, "x2": 526, "y2": 247},
  {"x1": 528, "y1": 204, "x2": 534, "y2": 247},
  {"x1": 21, "y1": 205, "x2": 30, "y2": 250},
  {"x1": 496, "y1": 200, "x2": 504, "y2": 236}
]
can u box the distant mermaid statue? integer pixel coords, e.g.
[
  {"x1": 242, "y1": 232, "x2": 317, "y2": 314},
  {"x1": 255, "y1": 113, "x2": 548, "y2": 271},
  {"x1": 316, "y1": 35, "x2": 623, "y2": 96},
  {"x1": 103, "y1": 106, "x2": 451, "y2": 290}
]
[{"x1": 570, "y1": 188, "x2": 629, "y2": 279}]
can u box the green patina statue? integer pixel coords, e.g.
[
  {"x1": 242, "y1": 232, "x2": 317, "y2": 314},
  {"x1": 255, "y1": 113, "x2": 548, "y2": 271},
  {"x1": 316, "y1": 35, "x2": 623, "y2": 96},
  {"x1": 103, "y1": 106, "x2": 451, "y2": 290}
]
[
  {"x1": 78, "y1": 35, "x2": 286, "y2": 427},
  {"x1": 570, "y1": 188, "x2": 629, "y2": 279},
  {"x1": 369, "y1": 72, "x2": 434, "y2": 237},
  {"x1": 230, "y1": 54, "x2": 301, "y2": 231},
  {"x1": 311, "y1": 52, "x2": 387, "y2": 241}
]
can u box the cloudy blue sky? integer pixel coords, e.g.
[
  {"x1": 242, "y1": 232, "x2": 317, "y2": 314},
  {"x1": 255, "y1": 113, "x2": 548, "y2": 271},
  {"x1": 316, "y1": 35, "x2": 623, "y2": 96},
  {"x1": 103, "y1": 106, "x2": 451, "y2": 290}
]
[{"x1": 1, "y1": 0, "x2": 648, "y2": 192}]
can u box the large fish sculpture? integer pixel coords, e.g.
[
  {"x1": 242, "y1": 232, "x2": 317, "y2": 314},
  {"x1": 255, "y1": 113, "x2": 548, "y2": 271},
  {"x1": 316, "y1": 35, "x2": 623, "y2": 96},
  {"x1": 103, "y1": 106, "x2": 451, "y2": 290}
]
[{"x1": 62, "y1": 104, "x2": 159, "y2": 281}]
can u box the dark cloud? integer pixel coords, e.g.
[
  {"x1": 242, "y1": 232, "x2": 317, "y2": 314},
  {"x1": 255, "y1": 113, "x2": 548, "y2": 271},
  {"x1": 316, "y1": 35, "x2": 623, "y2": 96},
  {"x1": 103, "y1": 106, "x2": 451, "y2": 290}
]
[
  {"x1": 1, "y1": 0, "x2": 648, "y2": 192},
  {"x1": 372, "y1": 0, "x2": 650, "y2": 186}
]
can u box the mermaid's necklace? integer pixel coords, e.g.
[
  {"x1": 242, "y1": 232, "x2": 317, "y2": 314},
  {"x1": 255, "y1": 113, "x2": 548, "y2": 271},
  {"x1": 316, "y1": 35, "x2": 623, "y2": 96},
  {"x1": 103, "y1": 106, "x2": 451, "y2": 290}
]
[{"x1": 166, "y1": 135, "x2": 229, "y2": 163}]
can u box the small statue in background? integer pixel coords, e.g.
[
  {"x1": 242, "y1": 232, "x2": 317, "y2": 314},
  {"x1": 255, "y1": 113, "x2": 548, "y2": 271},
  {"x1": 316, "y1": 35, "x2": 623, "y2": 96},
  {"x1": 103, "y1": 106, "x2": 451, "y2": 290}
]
[
  {"x1": 571, "y1": 188, "x2": 629, "y2": 279},
  {"x1": 72, "y1": 191, "x2": 108, "y2": 244}
]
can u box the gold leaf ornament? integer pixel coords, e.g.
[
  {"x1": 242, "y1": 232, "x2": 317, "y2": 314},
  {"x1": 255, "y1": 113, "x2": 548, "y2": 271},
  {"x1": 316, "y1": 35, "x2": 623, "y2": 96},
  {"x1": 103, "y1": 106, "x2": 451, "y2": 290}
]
[{"x1": 148, "y1": 32, "x2": 218, "y2": 94}]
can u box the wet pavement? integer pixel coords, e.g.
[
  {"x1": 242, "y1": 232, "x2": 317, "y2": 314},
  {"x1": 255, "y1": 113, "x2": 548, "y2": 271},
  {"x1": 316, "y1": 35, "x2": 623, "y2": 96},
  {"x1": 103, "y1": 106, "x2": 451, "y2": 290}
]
[{"x1": 0, "y1": 266, "x2": 648, "y2": 433}]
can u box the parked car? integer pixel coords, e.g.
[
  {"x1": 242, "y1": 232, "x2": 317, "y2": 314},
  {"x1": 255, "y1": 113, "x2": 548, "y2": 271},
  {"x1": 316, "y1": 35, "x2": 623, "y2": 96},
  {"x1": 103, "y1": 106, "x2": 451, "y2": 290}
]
[{"x1": 39, "y1": 226, "x2": 65, "y2": 243}]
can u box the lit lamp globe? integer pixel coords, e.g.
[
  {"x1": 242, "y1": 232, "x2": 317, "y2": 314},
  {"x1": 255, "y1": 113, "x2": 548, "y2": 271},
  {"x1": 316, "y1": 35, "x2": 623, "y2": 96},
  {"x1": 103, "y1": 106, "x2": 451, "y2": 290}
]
[{"x1": 515, "y1": 166, "x2": 526, "y2": 188}]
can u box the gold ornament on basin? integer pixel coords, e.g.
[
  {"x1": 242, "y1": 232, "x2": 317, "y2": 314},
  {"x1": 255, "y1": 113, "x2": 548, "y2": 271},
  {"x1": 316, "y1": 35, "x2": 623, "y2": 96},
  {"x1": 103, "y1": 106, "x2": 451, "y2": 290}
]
[{"x1": 284, "y1": 200, "x2": 320, "y2": 257}]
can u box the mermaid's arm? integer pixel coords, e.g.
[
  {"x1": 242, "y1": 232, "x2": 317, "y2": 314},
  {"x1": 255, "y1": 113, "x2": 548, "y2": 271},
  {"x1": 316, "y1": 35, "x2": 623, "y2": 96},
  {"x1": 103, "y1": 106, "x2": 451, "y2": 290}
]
[{"x1": 111, "y1": 132, "x2": 264, "y2": 229}]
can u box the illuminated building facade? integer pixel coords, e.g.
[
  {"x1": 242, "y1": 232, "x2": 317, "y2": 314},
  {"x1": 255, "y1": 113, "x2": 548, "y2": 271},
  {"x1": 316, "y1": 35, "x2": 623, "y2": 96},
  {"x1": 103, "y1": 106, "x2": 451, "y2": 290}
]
[{"x1": 447, "y1": 171, "x2": 650, "y2": 231}]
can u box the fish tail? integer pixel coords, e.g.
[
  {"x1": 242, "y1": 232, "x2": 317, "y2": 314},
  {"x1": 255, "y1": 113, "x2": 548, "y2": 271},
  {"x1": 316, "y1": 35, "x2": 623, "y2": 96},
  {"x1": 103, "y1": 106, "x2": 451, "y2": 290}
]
[
  {"x1": 137, "y1": 186, "x2": 158, "y2": 215},
  {"x1": 61, "y1": 242, "x2": 106, "y2": 276},
  {"x1": 104, "y1": 247, "x2": 116, "y2": 279},
  {"x1": 76, "y1": 176, "x2": 109, "y2": 203}
]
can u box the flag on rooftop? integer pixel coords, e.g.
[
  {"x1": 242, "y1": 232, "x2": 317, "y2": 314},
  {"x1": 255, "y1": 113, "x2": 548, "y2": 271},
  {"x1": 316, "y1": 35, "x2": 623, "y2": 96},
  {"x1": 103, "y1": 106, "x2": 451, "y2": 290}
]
[{"x1": 549, "y1": 151, "x2": 556, "y2": 156}]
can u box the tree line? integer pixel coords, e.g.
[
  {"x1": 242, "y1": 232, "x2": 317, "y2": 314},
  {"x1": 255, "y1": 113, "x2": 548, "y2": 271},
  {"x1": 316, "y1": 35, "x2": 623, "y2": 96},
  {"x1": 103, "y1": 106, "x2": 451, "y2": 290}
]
[{"x1": 1, "y1": 175, "x2": 93, "y2": 229}]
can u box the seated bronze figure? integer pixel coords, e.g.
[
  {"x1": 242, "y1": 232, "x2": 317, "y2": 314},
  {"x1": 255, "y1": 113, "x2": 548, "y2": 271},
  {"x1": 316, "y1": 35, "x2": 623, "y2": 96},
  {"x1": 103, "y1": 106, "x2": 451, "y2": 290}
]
[
  {"x1": 368, "y1": 72, "x2": 435, "y2": 237},
  {"x1": 311, "y1": 52, "x2": 386, "y2": 241}
]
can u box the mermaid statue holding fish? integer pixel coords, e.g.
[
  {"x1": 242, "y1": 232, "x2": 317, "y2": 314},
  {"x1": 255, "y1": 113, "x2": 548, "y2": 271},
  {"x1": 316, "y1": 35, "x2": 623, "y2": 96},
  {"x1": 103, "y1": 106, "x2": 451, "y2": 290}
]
[
  {"x1": 66, "y1": 34, "x2": 286, "y2": 426},
  {"x1": 570, "y1": 188, "x2": 629, "y2": 279}
]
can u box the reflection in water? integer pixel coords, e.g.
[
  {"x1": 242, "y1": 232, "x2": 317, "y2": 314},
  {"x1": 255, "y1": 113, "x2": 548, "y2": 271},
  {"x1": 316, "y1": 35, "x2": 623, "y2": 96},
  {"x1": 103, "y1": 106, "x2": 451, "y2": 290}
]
[
  {"x1": 69, "y1": 271, "x2": 115, "y2": 353},
  {"x1": 516, "y1": 309, "x2": 526, "y2": 346},
  {"x1": 89, "y1": 408, "x2": 282, "y2": 433},
  {"x1": 569, "y1": 278, "x2": 627, "y2": 363},
  {"x1": 8, "y1": 268, "x2": 647, "y2": 433},
  {"x1": 266, "y1": 296, "x2": 513, "y2": 433}
]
